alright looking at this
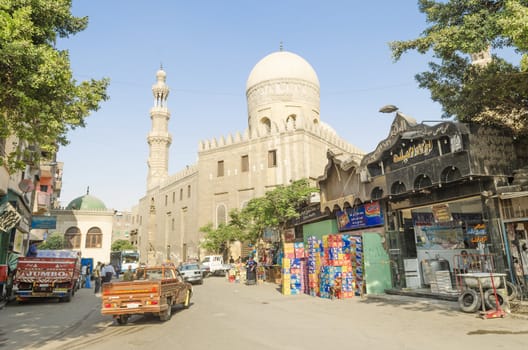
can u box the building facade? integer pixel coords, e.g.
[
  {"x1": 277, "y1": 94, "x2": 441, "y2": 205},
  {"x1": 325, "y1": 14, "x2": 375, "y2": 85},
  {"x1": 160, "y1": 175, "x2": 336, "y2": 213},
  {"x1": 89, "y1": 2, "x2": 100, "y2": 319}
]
[
  {"x1": 134, "y1": 50, "x2": 364, "y2": 265},
  {"x1": 51, "y1": 191, "x2": 114, "y2": 265},
  {"x1": 317, "y1": 111, "x2": 528, "y2": 293}
]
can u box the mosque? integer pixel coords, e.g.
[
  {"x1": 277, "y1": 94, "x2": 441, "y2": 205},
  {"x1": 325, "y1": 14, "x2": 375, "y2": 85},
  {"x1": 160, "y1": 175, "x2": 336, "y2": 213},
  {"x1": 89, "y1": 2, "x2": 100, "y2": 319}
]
[{"x1": 132, "y1": 49, "x2": 364, "y2": 264}]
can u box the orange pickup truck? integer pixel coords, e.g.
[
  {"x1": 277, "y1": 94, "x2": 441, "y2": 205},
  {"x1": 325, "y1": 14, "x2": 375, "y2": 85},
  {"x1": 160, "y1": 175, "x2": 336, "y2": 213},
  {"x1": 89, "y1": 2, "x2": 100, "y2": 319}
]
[{"x1": 101, "y1": 265, "x2": 192, "y2": 325}]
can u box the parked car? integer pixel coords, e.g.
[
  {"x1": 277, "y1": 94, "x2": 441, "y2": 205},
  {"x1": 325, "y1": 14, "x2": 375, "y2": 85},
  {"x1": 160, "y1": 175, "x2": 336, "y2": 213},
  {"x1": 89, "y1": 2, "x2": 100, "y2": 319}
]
[{"x1": 178, "y1": 263, "x2": 204, "y2": 284}]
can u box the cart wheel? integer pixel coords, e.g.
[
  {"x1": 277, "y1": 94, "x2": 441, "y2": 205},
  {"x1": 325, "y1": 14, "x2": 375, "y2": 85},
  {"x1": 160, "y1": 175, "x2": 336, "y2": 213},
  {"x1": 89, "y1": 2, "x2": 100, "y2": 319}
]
[
  {"x1": 483, "y1": 289, "x2": 506, "y2": 310},
  {"x1": 458, "y1": 289, "x2": 481, "y2": 313}
]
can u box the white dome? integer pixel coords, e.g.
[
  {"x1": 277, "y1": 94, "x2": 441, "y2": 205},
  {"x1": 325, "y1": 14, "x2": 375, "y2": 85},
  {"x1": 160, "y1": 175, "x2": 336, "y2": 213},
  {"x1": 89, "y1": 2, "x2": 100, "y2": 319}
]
[{"x1": 246, "y1": 51, "x2": 319, "y2": 91}]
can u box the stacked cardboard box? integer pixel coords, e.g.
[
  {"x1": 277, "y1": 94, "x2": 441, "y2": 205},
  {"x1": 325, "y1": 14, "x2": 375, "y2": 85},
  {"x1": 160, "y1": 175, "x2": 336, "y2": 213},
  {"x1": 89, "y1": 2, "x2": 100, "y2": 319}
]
[
  {"x1": 318, "y1": 234, "x2": 355, "y2": 299},
  {"x1": 307, "y1": 236, "x2": 323, "y2": 296},
  {"x1": 282, "y1": 242, "x2": 306, "y2": 295},
  {"x1": 281, "y1": 253, "x2": 291, "y2": 295}
]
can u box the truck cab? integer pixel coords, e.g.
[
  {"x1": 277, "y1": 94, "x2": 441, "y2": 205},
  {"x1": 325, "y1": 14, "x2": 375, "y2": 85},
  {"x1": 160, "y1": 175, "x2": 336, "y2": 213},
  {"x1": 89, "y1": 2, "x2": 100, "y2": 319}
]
[{"x1": 200, "y1": 255, "x2": 231, "y2": 276}]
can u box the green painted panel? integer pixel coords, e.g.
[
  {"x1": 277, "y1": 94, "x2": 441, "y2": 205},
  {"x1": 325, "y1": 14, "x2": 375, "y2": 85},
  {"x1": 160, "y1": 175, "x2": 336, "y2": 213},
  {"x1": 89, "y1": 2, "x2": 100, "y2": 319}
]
[
  {"x1": 363, "y1": 232, "x2": 392, "y2": 294},
  {"x1": 302, "y1": 219, "x2": 338, "y2": 245}
]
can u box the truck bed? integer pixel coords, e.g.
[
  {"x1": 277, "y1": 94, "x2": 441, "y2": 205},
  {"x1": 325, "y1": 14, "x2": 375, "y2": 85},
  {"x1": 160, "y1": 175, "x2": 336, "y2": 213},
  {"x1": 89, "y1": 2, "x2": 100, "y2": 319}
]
[
  {"x1": 15, "y1": 256, "x2": 80, "y2": 301},
  {"x1": 100, "y1": 266, "x2": 193, "y2": 324}
]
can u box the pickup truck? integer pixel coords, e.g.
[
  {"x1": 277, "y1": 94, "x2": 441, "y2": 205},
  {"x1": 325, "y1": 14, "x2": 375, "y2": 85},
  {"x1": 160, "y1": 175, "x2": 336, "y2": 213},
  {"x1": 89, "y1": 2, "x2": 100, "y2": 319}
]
[
  {"x1": 14, "y1": 250, "x2": 81, "y2": 302},
  {"x1": 200, "y1": 255, "x2": 232, "y2": 277},
  {"x1": 101, "y1": 265, "x2": 192, "y2": 325}
]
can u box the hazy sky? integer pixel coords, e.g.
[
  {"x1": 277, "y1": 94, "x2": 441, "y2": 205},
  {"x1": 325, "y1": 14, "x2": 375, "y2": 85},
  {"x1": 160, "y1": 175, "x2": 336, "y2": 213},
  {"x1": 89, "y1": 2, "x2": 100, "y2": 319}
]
[{"x1": 57, "y1": 1, "x2": 449, "y2": 211}]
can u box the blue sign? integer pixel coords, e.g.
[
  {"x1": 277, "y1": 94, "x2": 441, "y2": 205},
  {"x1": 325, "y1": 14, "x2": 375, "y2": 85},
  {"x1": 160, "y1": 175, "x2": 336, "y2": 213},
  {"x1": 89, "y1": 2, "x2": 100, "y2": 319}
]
[
  {"x1": 336, "y1": 201, "x2": 384, "y2": 231},
  {"x1": 31, "y1": 216, "x2": 57, "y2": 229}
]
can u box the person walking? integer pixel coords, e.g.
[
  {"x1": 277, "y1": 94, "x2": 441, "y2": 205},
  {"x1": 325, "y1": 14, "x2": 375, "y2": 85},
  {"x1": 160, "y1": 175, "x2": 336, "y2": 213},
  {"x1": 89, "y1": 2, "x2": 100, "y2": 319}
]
[
  {"x1": 93, "y1": 262, "x2": 102, "y2": 294},
  {"x1": 102, "y1": 263, "x2": 116, "y2": 283},
  {"x1": 81, "y1": 264, "x2": 88, "y2": 288}
]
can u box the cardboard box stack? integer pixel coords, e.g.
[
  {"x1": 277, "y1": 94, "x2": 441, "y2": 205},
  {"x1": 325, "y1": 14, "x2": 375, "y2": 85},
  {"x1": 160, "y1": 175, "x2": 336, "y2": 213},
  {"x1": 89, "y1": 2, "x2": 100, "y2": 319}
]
[
  {"x1": 281, "y1": 242, "x2": 306, "y2": 295},
  {"x1": 316, "y1": 234, "x2": 353, "y2": 299},
  {"x1": 307, "y1": 236, "x2": 323, "y2": 296}
]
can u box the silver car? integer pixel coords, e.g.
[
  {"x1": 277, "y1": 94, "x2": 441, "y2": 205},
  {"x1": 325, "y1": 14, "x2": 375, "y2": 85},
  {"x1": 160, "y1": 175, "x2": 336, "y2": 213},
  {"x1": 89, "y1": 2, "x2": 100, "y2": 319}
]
[{"x1": 178, "y1": 263, "x2": 204, "y2": 285}]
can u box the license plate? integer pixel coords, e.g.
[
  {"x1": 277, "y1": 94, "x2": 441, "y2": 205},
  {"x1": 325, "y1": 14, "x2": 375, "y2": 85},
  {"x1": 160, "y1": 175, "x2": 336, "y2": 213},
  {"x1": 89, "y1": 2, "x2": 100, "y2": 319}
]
[
  {"x1": 39, "y1": 284, "x2": 49, "y2": 287},
  {"x1": 126, "y1": 303, "x2": 140, "y2": 308}
]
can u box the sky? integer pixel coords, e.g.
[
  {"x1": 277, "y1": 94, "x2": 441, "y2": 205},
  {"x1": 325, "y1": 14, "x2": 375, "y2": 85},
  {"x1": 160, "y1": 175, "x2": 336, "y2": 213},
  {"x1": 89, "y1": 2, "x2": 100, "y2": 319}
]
[{"x1": 56, "y1": 1, "x2": 450, "y2": 211}]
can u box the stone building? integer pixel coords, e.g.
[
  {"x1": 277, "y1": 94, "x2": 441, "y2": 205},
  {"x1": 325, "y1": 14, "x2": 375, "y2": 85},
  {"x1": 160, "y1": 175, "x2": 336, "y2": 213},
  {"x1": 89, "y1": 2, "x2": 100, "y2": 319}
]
[{"x1": 134, "y1": 49, "x2": 364, "y2": 265}]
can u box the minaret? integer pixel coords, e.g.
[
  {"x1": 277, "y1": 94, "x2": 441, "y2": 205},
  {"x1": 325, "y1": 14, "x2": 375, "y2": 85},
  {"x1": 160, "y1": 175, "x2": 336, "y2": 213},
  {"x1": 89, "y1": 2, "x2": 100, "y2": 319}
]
[{"x1": 147, "y1": 67, "x2": 172, "y2": 189}]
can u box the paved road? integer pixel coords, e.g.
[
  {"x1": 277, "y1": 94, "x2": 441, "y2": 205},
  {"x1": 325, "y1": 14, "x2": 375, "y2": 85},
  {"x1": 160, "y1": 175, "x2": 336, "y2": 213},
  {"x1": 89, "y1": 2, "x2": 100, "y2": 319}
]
[{"x1": 1, "y1": 278, "x2": 528, "y2": 350}]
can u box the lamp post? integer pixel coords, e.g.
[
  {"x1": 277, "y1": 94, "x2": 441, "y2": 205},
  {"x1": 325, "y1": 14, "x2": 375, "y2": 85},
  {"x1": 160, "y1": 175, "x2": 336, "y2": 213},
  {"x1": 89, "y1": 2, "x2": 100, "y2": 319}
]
[{"x1": 379, "y1": 105, "x2": 399, "y2": 114}]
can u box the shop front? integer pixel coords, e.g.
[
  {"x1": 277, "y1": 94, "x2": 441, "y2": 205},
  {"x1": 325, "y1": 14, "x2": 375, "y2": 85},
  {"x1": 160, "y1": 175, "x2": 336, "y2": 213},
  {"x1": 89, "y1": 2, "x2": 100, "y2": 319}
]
[
  {"x1": 360, "y1": 115, "x2": 518, "y2": 297},
  {"x1": 387, "y1": 196, "x2": 495, "y2": 295}
]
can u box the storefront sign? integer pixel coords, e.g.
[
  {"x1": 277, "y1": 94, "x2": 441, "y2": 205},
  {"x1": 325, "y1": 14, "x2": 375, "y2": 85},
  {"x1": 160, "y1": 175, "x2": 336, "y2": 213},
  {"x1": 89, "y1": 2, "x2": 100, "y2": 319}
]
[
  {"x1": 432, "y1": 204, "x2": 452, "y2": 223},
  {"x1": 336, "y1": 201, "x2": 384, "y2": 231},
  {"x1": 31, "y1": 216, "x2": 57, "y2": 229},
  {"x1": 393, "y1": 140, "x2": 434, "y2": 164},
  {"x1": 0, "y1": 202, "x2": 22, "y2": 232}
]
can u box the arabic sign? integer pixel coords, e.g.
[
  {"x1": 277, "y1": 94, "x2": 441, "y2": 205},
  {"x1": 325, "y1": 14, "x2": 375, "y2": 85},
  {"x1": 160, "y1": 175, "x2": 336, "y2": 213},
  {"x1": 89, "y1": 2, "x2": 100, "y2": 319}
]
[
  {"x1": 432, "y1": 204, "x2": 452, "y2": 223},
  {"x1": 392, "y1": 140, "x2": 434, "y2": 164},
  {"x1": 336, "y1": 201, "x2": 384, "y2": 231},
  {"x1": 0, "y1": 202, "x2": 22, "y2": 232},
  {"x1": 31, "y1": 215, "x2": 57, "y2": 229}
]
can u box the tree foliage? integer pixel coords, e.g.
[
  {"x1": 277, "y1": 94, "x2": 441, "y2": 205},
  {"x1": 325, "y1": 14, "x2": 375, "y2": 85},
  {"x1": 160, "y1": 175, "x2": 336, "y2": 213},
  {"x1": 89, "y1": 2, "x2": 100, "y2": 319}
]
[
  {"x1": 38, "y1": 232, "x2": 64, "y2": 249},
  {"x1": 199, "y1": 179, "x2": 317, "y2": 253},
  {"x1": 111, "y1": 239, "x2": 135, "y2": 252},
  {"x1": 0, "y1": 0, "x2": 109, "y2": 172},
  {"x1": 389, "y1": 0, "x2": 528, "y2": 135}
]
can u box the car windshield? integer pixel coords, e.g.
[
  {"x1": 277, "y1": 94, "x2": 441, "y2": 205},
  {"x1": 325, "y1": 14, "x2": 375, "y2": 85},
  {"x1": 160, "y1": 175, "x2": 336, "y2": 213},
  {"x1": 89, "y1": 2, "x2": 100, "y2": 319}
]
[{"x1": 180, "y1": 264, "x2": 200, "y2": 271}]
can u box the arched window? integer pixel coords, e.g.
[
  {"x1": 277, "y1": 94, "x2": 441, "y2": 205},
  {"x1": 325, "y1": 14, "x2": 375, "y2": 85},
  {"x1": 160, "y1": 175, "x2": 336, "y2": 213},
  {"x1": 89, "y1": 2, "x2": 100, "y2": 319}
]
[
  {"x1": 216, "y1": 204, "x2": 227, "y2": 227},
  {"x1": 260, "y1": 117, "x2": 271, "y2": 134},
  {"x1": 414, "y1": 174, "x2": 432, "y2": 190},
  {"x1": 64, "y1": 227, "x2": 81, "y2": 249},
  {"x1": 391, "y1": 181, "x2": 407, "y2": 195},
  {"x1": 371, "y1": 187, "x2": 384, "y2": 200},
  {"x1": 286, "y1": 114, "x2": 296, "y2": 129},
  {"x1": 441, "y1": 166, "x2": 462, "y2": 183},
  {"x1": 86, "y1": 227, "x2": 103, "y2": 248}
]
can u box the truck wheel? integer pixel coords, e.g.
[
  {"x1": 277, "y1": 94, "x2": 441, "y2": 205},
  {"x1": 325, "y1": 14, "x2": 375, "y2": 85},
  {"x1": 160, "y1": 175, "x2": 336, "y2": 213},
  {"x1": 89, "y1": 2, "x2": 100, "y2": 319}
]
[
  {"x1": 63, "y1": 291, "x2": 72, "y2": 302},
  {"x1": 160, "y1": 299, "x2": 172, "y2": 321},
  {"x1": 183, "y1": 290, "x2": 191, "y2": 309},
  {"x1": 116, "y1": 315, "x2": 129, "y2": 325},
  {"x1": 458, "y1": 289, "x2": 481, "y2": 313}
]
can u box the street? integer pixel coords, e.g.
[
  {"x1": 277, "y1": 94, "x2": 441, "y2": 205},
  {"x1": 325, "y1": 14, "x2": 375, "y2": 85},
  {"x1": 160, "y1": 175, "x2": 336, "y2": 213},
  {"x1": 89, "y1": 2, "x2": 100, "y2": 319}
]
[{"x1": 1, "y1": 277, "x2": 528, "y2": 350}]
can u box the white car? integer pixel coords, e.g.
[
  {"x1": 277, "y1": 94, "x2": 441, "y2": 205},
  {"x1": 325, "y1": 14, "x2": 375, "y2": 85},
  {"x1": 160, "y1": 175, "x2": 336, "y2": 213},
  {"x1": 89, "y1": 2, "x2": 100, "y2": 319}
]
[{"x1": 178, "y1": 263, "x2": 204, "y2": 284}]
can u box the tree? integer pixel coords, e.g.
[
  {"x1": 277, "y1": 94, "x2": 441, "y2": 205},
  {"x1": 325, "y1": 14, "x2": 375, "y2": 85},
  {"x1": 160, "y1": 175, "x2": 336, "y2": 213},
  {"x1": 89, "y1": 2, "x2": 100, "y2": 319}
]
[
  {"x1": 389, "y1": 0, "x2": 528, "y2": 135},
  {"x1": 38, "y1": 232, "x2": 64, "y2": 249},
  {"x1": 0, "y1": 0, "x2": 109, "y2": 173},
  {"x1": 111, "y1": 239, "x2": 135, "y2": 251},
  {"x1": 199, "y1": 179, "x2": 317, "y2": 253}
]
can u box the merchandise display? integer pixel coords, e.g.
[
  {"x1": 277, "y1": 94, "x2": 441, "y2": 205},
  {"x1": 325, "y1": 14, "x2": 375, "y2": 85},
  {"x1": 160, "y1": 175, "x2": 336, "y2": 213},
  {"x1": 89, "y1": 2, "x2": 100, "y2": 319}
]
[{"x1": 281, "y1": 234, "x2": 365, "y2": 299}]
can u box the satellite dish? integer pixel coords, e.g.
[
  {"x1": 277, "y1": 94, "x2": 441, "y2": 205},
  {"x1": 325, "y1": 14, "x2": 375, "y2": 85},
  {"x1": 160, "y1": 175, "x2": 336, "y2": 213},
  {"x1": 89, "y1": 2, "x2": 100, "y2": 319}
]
[
  {"x1": 379, "y1": 105, "x2": 399, "y2": 113},
  {"x1": 19, "y1": 179, "x2": 35, "y2": 193}
]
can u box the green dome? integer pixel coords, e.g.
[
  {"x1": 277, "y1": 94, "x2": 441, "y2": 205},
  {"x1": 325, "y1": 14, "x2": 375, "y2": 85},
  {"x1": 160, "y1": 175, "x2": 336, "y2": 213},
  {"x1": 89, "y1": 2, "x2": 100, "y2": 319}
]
[{"x1": 66, "y1": 194, "x2": 107, "y2": 210}]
